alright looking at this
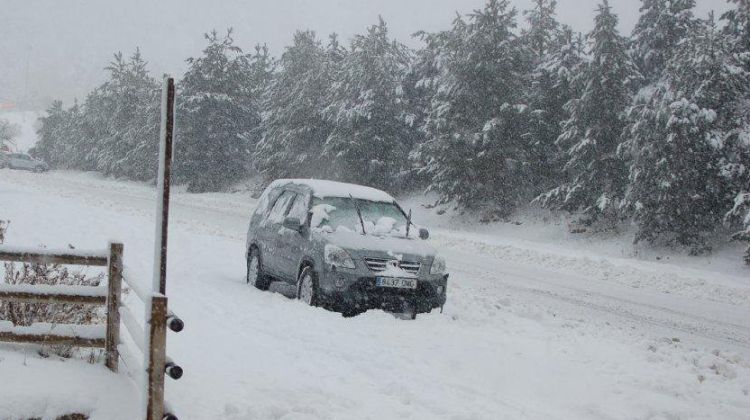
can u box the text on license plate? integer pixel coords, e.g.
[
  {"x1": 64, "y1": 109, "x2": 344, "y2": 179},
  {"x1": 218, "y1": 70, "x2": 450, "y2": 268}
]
[{"x1": 376, "y1": 277, "x2": 417, "y2": 289}]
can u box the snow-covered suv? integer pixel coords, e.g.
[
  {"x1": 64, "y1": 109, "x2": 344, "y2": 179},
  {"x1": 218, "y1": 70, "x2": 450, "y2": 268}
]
[{"x1": 245, "y1": 179, "x2": 448, "y2": 317}]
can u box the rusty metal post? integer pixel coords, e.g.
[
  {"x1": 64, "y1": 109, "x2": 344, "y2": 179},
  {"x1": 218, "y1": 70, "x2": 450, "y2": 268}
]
[
  {"x1": 105, "y1": 242, "x2": 123, "y2": 372},
  {"x1": 153, "y1": 76, "x2": 175, "y2": 295},
  {"x1": 146, "y1": 295, "x2": 168, "y2": 420}
]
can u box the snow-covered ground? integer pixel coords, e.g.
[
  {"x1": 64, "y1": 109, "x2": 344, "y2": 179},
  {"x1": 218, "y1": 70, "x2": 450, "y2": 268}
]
[{"x1": 1, "y1": 169, "x2": 749, "y2": 420}]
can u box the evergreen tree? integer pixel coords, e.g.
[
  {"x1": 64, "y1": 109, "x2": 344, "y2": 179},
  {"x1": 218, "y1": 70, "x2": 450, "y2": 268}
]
[
  {"x1": 247, "y1": 44, "x2": 274, "y2": 100},
  {"x1": 93, "y1": 50, "x2": 160, "y2": 180},
  {"x1": 34, "y1": 50, "x2": 160, "y2": 178},
  {"x1": 254, "y1": 31, "x2": 338, "y2": 179},
  {"x1": 0, "y1": 119, "x2": 20, "y2": 150},
  {"x1": 415, "y1": 0, "x2": 533, "y2": 212},
  {"x1": 725, "y1": 192, "x2": 750, "y2": 263},
  {"x1": 323, "y1": 18, "x2": 417, "y2": 190},
  {"x1": 630, "y1": 0, "x2": 696, "y2": 83},
  {"x1": 537, "y1": 0, "x2": 639, "y2": 218},
  {"x1": 722, "y1": 0, "x2": 750, "y2": 55},
  {"x1": 33, "y1": 100, "x2": 67, "y2": 164},
  {"x1": 721, "y1": 2, "x2": 750, "y2": 261},
  {"x1": 524, "y1": 1, "x2": 580, "y2": 192},
  {"x1": 622, "y1": 14, "x2": 749, "y2": 249},
  {"x1": 524, "y1": 0, "x2": 559, "y2": 61},
  {"x1": 623, "y1": 91, "x2": 725, "y2": 249},
  {"x1": 175, "y1": 29, "x2": 265, "y2": 192}
]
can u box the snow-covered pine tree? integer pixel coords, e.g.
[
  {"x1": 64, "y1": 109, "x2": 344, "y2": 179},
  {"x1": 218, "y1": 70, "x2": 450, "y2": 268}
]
[
  {"x1": 630, "y1": 0, "x2": 696, "y2": 83},
  {"x1": 524, "y1": 0, "x2": 559, "y2": 61},
  {"x1": 323, "y1": 18, "x2": 417, "y2": 190},
  {"x1": 33, "y1": 101, "x2": 67, "y2": 165},
  {"x1": 725, "y1": 192, "x2": 750, "y2": 263},
  {"x1": 622, "y1": 13, "x2": 749, "y2": 250},
  {"x1": 523, "y1": 1, "x2": 581, "y2": 193},
  {"x1": 33, "y1": 99, "x2": 89, "y2": 170},
  {"x1": 0, "y1": 118, "x2": 19, "y2": 150},
  {"x1": 623, "y1": 92, "x2": 725, "y2": 249},
  {"x1": 721, "y1": 1, "x2": 750, "y2": 262},
  {"x1": 254, "y1": 31, "x2": 338, "y2": 180},
  {"x1": 176, "y1": 29, "x2": 265, "y2": 192},
  {"x1": 247, "y1": 44, "x2": 274, "y2": 101},
  {"x1": 722, "y1": 0, "x2": 750, "y2": 56},
  {"x1": 93, "y1": 50, "x2": 160, "y2": 180},
  {"x1": 537, "y1": 0, "x2": 639, "y2": 219},
  {"x1": 414, "y1": 0, "x2": 533, "y2": 212},
  {"x1": 35, "y1": 50, "x2": 160, "y2": 176}
]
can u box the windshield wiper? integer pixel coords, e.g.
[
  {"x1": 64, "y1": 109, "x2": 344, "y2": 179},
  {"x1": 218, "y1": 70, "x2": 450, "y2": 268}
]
[{"x1": 349, "y1": 194, "x2": 367, "y2": 235}]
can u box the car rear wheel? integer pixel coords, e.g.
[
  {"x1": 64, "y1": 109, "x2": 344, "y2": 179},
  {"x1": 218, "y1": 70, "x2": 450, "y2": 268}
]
[
  {"x1": 247, "y1": 248, "x2": 270, "y2": 290},
  {"x1": 297, "y1": 266, "x2": 319, "y2": 307}
]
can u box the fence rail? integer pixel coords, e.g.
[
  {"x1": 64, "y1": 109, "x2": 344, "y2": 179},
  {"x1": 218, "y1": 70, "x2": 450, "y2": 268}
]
[
  {"x1": 0, "y1": 242, "x2": 183, "y2": 420},
  {"x1": 0, "y1": 247, "x2": 109, "y2": 266},
  {"x1": 0, "y1": 283, "x2": 108, "y2": 305}
]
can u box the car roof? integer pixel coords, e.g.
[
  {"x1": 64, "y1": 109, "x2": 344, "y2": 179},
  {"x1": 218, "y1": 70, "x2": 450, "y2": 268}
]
[{"x1": 269, "y1": 179, "x2": 396, "y2": 203}]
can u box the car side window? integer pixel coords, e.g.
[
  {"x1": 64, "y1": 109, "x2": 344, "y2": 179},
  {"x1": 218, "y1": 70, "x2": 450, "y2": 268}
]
[
  {"x1": 253, "y1": 187, "x2": 282, "y2": 219},
  {"x1": 287, "y1": 193, "x2": 310, "y2": 224},
  {"x1": 267, "y1": 190, "x2": 295, "y2": 225}
]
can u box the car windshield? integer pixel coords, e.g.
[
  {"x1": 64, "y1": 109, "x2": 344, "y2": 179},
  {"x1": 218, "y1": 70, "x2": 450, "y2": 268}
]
[{"x1": 310, "y1": 197, "x2": 410, "y2": 236}]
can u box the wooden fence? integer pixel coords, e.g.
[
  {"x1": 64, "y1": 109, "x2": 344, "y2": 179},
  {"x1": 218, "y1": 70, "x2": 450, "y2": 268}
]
[{"x1": 0, "y1": 242, "x2": 183, "y2": 420}]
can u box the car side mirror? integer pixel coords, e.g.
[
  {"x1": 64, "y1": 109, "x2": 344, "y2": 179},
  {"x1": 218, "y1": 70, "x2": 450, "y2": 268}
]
[
  {"x1": 419, "y1": 228, "x2": 429, "y2": 240},
  {"x1": 283, "y1": 216, "x2": 303, "y2": 233}
]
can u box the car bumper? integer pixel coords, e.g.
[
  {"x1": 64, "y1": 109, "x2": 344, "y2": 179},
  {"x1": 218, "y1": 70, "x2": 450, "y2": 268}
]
[{"x1": 318, "y1": 267, "x2": 448, "y2": 314}]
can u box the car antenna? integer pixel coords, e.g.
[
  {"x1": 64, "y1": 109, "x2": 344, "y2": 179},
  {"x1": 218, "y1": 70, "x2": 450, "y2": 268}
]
[{"x1": 349, "y1": 194, "x2": 367, "y2": 235}]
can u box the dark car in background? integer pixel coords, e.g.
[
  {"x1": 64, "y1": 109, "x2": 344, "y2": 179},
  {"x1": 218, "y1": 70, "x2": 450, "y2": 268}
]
[{"x1": 0, "y1": 152, "x2": 48, "y2": 172}]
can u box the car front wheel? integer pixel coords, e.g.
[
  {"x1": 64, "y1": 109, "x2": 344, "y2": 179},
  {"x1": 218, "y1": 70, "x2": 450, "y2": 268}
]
[
  {"x1": 247, "y1": 248, "x2": 270, "y2": 290},
  {"x1": 296, "y1": 266, "x2": 319, "y2": 307}
]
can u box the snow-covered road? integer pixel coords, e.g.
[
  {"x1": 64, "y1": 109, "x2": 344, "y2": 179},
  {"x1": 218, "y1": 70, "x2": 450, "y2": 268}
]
[{"x1": 2, "y1": 169, "x2": 749, "y2": 420}]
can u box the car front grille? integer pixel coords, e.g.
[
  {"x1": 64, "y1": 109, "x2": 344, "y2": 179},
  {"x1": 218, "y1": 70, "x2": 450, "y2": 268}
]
[{"x1": 363, "y1": 257, "x2": 421, "y2": 275}]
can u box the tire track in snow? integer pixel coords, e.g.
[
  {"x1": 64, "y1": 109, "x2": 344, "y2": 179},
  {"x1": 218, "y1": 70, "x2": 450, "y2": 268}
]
[{"x1": 446, "y1": 253, "x2": 750, "y2": 353}]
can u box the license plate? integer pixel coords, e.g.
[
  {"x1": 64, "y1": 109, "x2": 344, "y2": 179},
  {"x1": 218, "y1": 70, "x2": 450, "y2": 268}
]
[{"x1": 376, "y1": 277, "x2": 417, "y2": 289}]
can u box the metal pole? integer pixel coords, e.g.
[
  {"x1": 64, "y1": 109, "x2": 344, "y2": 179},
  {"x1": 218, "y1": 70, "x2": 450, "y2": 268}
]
[
  {"x1": 105, "y1": 242, "x2": 123, "y2": 372},
  {"x1": 153, "y1": 77, "x2": 175, "y2": 295}
]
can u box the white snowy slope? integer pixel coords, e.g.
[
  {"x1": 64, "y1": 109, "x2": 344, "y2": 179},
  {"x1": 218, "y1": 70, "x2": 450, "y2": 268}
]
[{"x1": 1, "y1": 169, "x2": 749, "y2": 420}]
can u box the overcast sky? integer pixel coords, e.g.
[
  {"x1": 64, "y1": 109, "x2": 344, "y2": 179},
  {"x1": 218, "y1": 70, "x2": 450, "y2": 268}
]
[{"x1": 0, "y1": 0, "x2": 730, "y2": 109}]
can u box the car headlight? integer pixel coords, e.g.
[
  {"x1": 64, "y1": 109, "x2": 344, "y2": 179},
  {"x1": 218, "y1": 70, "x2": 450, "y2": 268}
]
[
  {"x1": 324, "y1": 244, "x2": 355, "y2": 269},
  {"x1": 430, "y1": 255, "x2": 447, "y2": 275}
]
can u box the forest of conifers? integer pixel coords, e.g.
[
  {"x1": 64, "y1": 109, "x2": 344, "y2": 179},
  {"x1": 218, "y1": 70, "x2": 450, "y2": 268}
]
[{"x1": 28, "y1": 0, "x2": 750, "y2": 259}]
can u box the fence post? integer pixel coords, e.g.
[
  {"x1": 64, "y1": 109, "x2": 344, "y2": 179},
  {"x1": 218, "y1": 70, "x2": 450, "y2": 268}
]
[
  {"x1": 147, "y1": 295, "x2": 168, "y2": 420},
  {"x1": 105, "y1": 242, "x2": 123, "y2": 372}
]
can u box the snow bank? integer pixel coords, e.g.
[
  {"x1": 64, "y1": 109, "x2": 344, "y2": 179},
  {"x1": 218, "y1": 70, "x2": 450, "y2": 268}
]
[{"x1": 0, "y1": 346, "x2": 140, "y2": 420}]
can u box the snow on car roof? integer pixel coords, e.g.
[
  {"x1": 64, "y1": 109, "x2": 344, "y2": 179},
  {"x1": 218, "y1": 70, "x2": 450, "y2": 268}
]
[{"x1": 270, "y1": 179, "x2": 396, "y2": 202}]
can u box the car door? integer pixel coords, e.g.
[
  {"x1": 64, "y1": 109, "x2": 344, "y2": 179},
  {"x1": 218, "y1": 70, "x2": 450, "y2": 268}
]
[
  {"x1": 275, "y1": 191, "x2": 311, "y2": 282},
  {"x1": 18, "y1": 155, "x2": 33, "y2": 170},
  {"x1": 260, "y1": 189, "x2": 296, "y2": 277},
  {"x1": 8, "y1": 154, "x2": 18, "y2": 168}
]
